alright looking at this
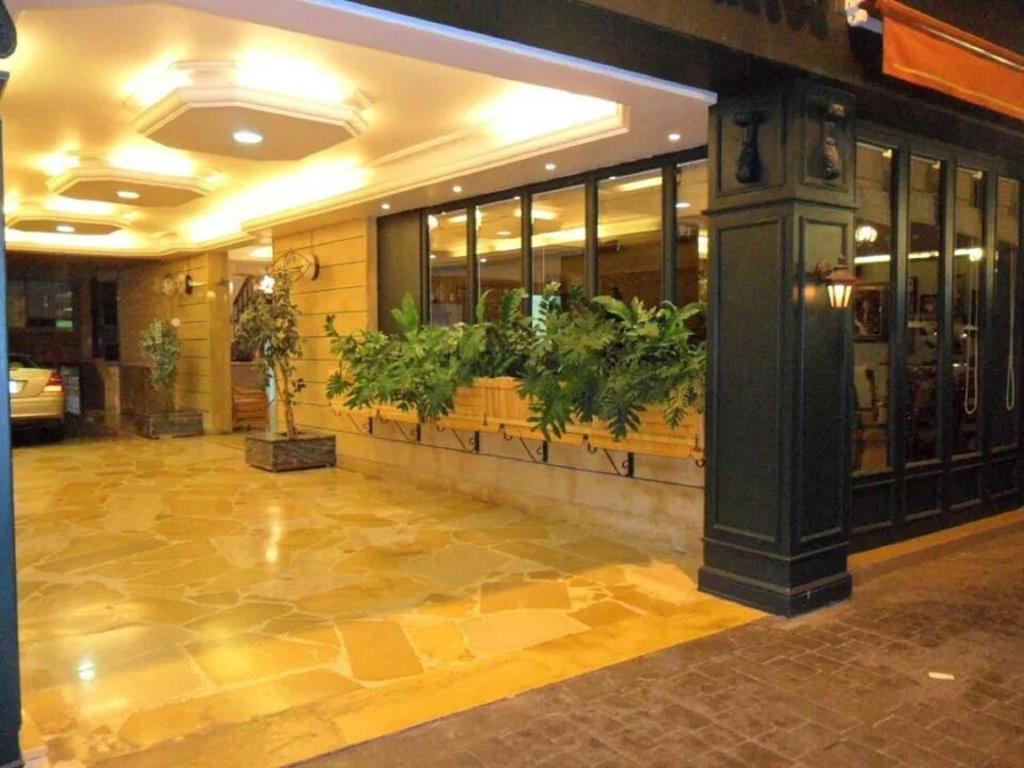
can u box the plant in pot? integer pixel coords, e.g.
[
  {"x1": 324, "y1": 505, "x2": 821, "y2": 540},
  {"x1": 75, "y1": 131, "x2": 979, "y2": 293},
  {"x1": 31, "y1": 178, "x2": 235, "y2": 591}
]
[
  {"x1": 136, "y1": 318, "x2": 204, "y2": 438},
  {"x1": 326, "y1": 293, "x2": 475, "y2": 424},
  {"x1": 235, "y1": 266, "x2": 336, "y2": 472},
  {"x1": 520, "y1": 285, "x2": 706, "y2": 458}
]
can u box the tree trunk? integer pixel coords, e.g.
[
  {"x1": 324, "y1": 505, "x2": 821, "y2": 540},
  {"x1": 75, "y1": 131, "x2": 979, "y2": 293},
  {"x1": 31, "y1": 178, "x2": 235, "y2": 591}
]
[{"x1": 276, "y1": 364, "x2": 298, "y2": 439}]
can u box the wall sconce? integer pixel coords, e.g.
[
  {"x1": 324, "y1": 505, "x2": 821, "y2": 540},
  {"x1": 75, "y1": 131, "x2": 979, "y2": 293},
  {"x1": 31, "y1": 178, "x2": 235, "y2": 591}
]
[{"x1": 814, "y1": 261, "x2": 857, "y2": 309}]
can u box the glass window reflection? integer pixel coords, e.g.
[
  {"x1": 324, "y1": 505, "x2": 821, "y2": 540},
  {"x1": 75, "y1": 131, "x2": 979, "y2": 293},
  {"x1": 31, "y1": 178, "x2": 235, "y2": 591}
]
[
  {"x1": 428, "y1": 210, "x2": 468, "y2": 325},
  {"x1": 531, "y1": 185, "x2": 585, "y2": 312},
  {"x1": 476, "y1": 198, "x2": 524, "y2": 322},
  {"x1": 597, "y1": 170, "x2": 662, "y2": 306}
]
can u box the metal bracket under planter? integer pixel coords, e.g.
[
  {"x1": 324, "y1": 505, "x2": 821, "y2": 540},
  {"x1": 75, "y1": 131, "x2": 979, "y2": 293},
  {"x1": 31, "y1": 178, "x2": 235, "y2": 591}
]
[
  {"x1": 136, "y1": 410, "x2": 204, "y2": 439},
  {"x1": 245, "y1": 431, "x2": 337, "y2": 472}
]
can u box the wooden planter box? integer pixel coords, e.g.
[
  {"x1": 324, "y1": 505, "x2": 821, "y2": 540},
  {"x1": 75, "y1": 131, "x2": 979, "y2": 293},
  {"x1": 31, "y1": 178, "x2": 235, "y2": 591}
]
[
  {"x1": 136, "y1": 410, "x2": 204, "y2": 439},
  {"x1": 373, "y1": 387, "x2": 489, "y2": 431},
  {"x1": 475, "y1": 376, "x2": 583, "y2": 445},
  {"x1": 245, "y1": 432, "x2": 337, "y2": 472},
  {"x1": 576, "y1": 410, "x2": 705, "y2": 461}
]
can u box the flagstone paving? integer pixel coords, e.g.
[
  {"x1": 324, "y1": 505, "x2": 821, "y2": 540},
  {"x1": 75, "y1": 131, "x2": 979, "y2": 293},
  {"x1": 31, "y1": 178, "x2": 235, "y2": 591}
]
[
  {"x1": 13, "y1": 434, "x2": 760, "y2": 767},
  {"x1": 301, "y1": 522, "x2": 1024, "y2": 768}
]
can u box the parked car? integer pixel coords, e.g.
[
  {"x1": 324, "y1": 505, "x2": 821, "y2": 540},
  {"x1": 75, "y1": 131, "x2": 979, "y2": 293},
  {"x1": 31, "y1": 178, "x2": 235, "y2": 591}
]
[{"x1": 8, "y1": 354, "x2": 65, "y2": 439}]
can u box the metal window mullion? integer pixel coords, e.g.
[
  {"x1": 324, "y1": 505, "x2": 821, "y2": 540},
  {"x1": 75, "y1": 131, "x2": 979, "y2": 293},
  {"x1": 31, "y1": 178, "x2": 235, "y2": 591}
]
[
  {"x1": 585, "y1": 179, "x2": 598, "y2": 297},
  {"x1": 939, "y1": 160, "x2": 956, "y2": 511},
  {"x1": 521, "y1": 192, "x2": 533, "y2": 308},
  {"x1": 466, "y1": 204, "x2": 478, "y2": 323},
  {"x1": 981, "y1": 168, "x2": 997, "y2": 462},
  {"x1": 420, "y1": 211, "x2": 431, "y2": 324},
  {"x1": 662, "y1": 164, "x2": 677, "y2": 303},
  {"x1": 892, "y1": 145, "x2": 910, "y2": 523}
]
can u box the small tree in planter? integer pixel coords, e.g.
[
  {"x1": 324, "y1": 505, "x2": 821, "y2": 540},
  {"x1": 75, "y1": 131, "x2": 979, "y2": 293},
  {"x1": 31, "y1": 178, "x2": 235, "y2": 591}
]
[
  {"x1": 235, "y1": 266, "x2": 335, "y2": 472},
  {"x1": 136, "y1": 318, "x2": 203, "y2": 438}
]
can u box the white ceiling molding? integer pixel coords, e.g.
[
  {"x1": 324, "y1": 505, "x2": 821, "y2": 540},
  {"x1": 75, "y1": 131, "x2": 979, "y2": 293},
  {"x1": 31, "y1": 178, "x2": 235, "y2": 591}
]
[
  {"x1": 129, "y1": 60, "x2": 371, "y2": 161},
  {"x1": 48, "y1": 160, "x2": 214, "y2": 207}
]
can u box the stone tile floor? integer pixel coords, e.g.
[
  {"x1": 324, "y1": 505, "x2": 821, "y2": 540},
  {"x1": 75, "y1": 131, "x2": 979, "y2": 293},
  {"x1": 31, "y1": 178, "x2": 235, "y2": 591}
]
[
  {"x1": 301, "y1": 524, "x2": 1024, "y2": 768},
  {"x1": 13, "y1": 434, "x2": 759, "y2": 767}
]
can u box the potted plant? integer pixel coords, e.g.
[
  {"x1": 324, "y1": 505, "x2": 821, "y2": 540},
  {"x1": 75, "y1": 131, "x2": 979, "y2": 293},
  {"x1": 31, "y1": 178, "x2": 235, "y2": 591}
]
[
  {"x1": 235, "y1": 266, "x2": 336, "y2": 472},
  {"x1": 136, "y1": 318, "x2": 204, "y2": 438}
]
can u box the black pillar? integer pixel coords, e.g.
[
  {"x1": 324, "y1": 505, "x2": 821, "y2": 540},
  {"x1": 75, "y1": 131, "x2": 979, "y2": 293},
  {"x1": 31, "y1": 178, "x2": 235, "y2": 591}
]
[{"x1": 699, "y1": 78, "x2": 856, "y2": 617}]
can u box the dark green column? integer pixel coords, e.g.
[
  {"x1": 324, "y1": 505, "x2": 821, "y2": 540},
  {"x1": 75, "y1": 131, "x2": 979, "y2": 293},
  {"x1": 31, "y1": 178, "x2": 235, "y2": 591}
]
[
  {"x1": 699, "y1": 78, "x2": 856, "y2": 617},
  {"x1": 0, "y1": 3, "x2": 22, "y2": 763}
]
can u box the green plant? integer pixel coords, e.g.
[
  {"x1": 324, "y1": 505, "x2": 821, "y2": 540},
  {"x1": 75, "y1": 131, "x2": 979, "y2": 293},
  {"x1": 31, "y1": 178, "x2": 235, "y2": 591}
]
[
  {"x1": 326, "y1": 294, "x2": 471, "y2": 420},
  {"x1": 140, "y1": 318, "x2": 182, "y2": 412},
  {"x1": 460, "y1": 288, "x2": 534, "y2": 379},
  {"x1": 234, "y1": 267, "x2": 304, "y2": 439},
  {"x1": 520, "y1": 283, "x2": 706, "y2": 440}
]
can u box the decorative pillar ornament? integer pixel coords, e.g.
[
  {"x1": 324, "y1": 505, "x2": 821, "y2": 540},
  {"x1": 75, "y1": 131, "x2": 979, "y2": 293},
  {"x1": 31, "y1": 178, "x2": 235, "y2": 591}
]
[
  {"x1": 734, "y1": 111, "x2": 763, "y2": 184},
  {"x1": 0, "y1": 1, "x2": 14, "y2": 59},
  {"x1": 821, "y1": 103, "x2": 847, "y2": 181}
]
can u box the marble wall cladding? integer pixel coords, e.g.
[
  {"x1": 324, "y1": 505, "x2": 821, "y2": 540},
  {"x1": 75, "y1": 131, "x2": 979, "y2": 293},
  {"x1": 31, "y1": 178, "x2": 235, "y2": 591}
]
[
  {"x1": 13, "y1": 434, "x2": 758, "y2": 768},
  {"x1": 118, "y1": 252, "x2": 233, "y2": 432}
]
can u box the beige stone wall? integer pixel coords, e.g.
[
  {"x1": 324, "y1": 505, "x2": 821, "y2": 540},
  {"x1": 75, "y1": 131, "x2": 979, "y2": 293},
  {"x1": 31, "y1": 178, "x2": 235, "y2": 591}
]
[
  {"x1": 275, "y1": 215, "x2": 703, "y2": 552},
  {"x1": 118, "y1": 252, "x2": 232, "y2": 432}
]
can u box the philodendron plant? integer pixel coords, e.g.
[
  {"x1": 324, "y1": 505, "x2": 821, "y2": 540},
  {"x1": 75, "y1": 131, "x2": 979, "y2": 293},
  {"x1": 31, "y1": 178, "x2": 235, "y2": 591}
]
[
  {"x1": 521, "y1": 284, "x2": 706, "y2": 439},
  {"x1": 140, "y1": 318, "x2": 182, "y2": 413},
  {"x1": 234, "y1": 266, "x2": 305, "y2": 439}
]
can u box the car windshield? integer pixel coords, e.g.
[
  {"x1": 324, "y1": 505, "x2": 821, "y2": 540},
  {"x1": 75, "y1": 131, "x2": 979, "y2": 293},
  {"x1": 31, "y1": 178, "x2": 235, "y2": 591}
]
[{"x1": 9, "y1": 354, "x2": 39, "y2": 371}]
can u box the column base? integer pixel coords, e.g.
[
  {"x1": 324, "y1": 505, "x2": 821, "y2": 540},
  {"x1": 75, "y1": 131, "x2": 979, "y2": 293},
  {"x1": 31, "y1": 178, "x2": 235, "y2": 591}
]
[
  {"x1": 699, "y1": 564, "x2": 852, "y2": 617},
  {"x1": 0, "y1": 725, "x2": 23, "y2": 768}
]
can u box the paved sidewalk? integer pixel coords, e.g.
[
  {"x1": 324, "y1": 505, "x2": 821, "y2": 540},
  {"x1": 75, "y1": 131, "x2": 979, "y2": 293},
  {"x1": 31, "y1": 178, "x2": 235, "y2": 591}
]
[{"x1": 301, "y1": 527, "x2": 1024, "y2": 768}]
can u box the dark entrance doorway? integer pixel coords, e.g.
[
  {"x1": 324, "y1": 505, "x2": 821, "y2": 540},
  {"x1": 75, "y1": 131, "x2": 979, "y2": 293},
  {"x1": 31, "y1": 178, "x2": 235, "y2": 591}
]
[{"x1": 850, "y1": 129, "x2": 1023, "y2": 551}]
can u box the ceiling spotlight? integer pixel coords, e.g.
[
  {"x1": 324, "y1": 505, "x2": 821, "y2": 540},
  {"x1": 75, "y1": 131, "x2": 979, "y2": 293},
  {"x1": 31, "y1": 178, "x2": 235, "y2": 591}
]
[
  {"x1": 668, "y1": 132, "x2": 682, "y2": 142},
  {"x1": 429, "y1": 253, "x2": 437, "y2": 260},
  {"x1": 480, "y1": 257, "x2": 488, "y2": 264},
  {"x1": 544, "y1": 162, "x2": 557, "y2": 171},
  {"x1": 497, "y1": 230, "x2": 512, "y2": 237},
  {"x1": 233, "y1": 129, "x2": 264, "y2": 146},
  {"x1": 117, "y1": 190, "x2": 141, "y2": 201},
  {"x1": 676, "y1": 201, "x2": 691, "y2": 209},
  {"x1": 56, "y1": 224, "x2": 76, "y2": 234},
  {"x1": 452, "y1": 185, "x2": 463, "y2": 194},
  {"x1": 380, "y1": 202, "x2": 391, "y2": 211}
]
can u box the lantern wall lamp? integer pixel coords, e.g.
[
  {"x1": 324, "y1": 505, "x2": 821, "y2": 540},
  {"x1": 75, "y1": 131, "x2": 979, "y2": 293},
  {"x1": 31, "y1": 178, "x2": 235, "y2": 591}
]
[{"x1": 814, "y1": 261, "x2": 857, "y2": 309}]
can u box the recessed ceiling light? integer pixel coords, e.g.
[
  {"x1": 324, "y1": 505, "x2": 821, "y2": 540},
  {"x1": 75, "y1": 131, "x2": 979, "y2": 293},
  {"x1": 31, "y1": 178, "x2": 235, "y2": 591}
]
[
  {"x1": 117, "y1": 190, "x2": 140, "y2": 200},
  {"x1": 452, "y1": 185, "x2": 463, "y2": 194},
  {"x1": 544, "y1": 162, "x2": 557, "y2": 171},
  {"x1": 233, "y1": 129, "x2": 264, "y2": 146},
  {"x1": 497, "y1": 230, "x2": 512, "y2": 237},
  {"x1": 56, "y1": 224, "x2": 75, "y2": 234},
  {"x1": 429, "y1": 253, "x2": 437, "y2": 260},
  {"x1": 480, "y1": 257, "x2": 488, "y2": 264},
  {"x1": 676, "y1": 201, "x2": 691, "y2": 209},
  {"x1": 668, "y1": 132, "x2": 681, "y2": 142},
  {"x1": 380, "y1": 202, "x2": 391, "y2": 211}
]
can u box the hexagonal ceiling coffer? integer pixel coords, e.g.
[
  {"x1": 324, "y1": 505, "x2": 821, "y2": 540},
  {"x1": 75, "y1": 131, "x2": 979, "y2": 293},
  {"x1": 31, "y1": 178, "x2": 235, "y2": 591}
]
[
  {"x1": 130, "y1": 60, "x2": 371, "y2": 161},
  {"x1": 48, "y1": 159, "x2": 214, "y2": 208},
  {"x1": 8, "y1": 215, "x2": 121, "y2": 236}
]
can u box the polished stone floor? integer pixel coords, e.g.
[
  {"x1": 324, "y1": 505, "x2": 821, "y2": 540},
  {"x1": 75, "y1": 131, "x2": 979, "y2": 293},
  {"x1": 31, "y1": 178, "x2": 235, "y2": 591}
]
[{"x1": 13, "y1": 434, "x2": 760, "y2": 767}]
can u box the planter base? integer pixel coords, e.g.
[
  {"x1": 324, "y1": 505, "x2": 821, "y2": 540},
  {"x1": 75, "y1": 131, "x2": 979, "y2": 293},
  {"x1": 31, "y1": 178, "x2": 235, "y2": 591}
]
[
  {"x1": 245, "y1": 432, "x2": 337, "y2": 472},
  {"x1": 136, "y1": 410, "x2": 204, "y2": 439}
]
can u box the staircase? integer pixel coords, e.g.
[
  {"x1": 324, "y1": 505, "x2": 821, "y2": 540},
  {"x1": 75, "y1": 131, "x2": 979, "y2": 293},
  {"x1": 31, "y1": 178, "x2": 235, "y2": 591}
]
[{"x1": 231, "y1": 280, "x2": 268, "y2": 430}]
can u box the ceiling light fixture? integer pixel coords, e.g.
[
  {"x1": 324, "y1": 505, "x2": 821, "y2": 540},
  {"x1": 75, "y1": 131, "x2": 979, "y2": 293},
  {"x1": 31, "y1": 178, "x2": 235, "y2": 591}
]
[
  {"x1": 380, "y1": 202, "x2": 391, "y2": 211},
  {"x1": 233, "y1": 129, "x2": 264, "y2": 146},
  {"x1": 497, "y1": 230, "x2": 512, "y2": 237},
  {"x1": 545, "y1": 162, "x2": 557, "y2": 171},
  {"x1": 56, "y1": 224, "x2": 76, "y2": 234},
  {"x1": 117, "y1": 190, "x2": 141, "y2": 201},
  {"x1": 452, "y1": 185, "x2": 463, "y2": 194},
  {"x1": 668, "y1": 132, "x2": 682, "y2": 142},
  {"x1": 676, "y1": 201, "x2": 691, "y2": 209}
]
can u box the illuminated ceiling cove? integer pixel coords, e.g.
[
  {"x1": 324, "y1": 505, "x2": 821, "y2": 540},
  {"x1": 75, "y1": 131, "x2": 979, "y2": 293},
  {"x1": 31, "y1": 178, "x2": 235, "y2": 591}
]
[{"x1": 2, "y1": 0, "x2": 714, "y2": 258}]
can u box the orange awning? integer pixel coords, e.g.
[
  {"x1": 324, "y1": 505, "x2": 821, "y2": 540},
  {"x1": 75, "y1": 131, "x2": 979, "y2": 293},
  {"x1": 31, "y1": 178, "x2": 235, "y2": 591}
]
[{"x1": 877, "y1": 0, "x2": 1024, "y2": 121}]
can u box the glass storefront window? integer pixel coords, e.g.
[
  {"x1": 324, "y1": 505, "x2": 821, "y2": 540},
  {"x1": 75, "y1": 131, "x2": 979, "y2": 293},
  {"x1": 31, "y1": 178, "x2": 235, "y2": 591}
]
[
  {"x1": 428, "y1": 209, "x2": 468, "y2": 325},
  {"x1": 852, "y1": 144, "x2": 894, "y2": 474},
  {"x1": 597, "y1": 170, "x2": 662, "y2": 306},
  {"x1": 676, "y1": 161, "x2": 708, "y2": 307},
  {"x1": 476, "y1": 197, "x2": 523, "y2": 322},
  {"x1": 7, "y1": 279, "x2": 75, "y2": 330},
  {"x1": 952, "y1": 168, "x2": 986, "y2": 455},
  {"x1": 906, "y1": 157, "x2": 943, "y2": 463},
  {"x1": 531, "y1": 185, "x2": 585, "y2": 312},
  {"x1": 992, "y1": 178, "x2": 1021, "y2": 449}
]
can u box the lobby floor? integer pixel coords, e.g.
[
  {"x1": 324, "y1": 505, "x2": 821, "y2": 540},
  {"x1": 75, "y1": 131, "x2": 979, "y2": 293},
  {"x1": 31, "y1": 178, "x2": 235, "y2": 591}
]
[{"x1": 13, "y1": 434, "x2": 759, "y2": 768}]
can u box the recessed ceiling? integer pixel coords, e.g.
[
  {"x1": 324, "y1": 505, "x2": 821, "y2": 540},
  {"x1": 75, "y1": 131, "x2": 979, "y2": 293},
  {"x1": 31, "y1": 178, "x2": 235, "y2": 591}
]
[
  {"x1": 2, "y1": 0, "x2": 714, "y2": 258},
  {"x1": 49, "y1": 167, "x2": 211, "y2": 208},
  {"x1": 131, "y1": 60, "x2": 371, "y2": 161},
  {"x1": 8, "y1": 217, "x2": 122, "y2": 236}
]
